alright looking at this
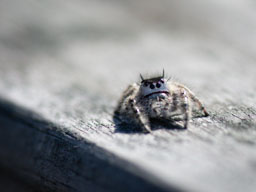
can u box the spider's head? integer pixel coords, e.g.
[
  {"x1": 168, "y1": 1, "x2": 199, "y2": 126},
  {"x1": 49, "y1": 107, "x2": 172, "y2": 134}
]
[{"x1": 139, "y1": 70, "x2": 169, "y2": 98}]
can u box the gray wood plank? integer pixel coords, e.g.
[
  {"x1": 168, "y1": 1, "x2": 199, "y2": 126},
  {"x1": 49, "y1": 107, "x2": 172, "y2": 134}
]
[{"x1": 0, "y1": 0, "x2": 256, "y2": 192}]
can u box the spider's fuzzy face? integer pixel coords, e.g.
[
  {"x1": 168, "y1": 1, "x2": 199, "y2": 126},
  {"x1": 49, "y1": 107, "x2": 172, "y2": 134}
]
[{"x1": 140, "y1": 76, "x2": 169, "y2": 98}]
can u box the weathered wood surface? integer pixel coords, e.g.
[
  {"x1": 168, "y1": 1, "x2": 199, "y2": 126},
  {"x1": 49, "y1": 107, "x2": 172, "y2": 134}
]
[{"x1": 0, "y1": 0, "x2": 256, "y2": 191}]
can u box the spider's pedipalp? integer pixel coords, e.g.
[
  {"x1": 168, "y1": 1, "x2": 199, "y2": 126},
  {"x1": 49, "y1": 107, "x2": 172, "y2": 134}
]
[
  {"x1": 128, "y1": 99, "x2": 152, "y2": 133},
  {"x1": 179, "y1": 89, "x2": 191, "y2": 128}
]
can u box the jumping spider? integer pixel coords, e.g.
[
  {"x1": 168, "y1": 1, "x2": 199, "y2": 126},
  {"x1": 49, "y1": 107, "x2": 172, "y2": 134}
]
[{"x1": 114, "y1": 70, "x2": 209, "y2": 133}]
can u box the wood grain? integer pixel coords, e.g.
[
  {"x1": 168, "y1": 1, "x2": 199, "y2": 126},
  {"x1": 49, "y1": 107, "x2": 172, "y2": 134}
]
[{"x1": 0, "y1": 0, "x2": 255, "y2": 191}]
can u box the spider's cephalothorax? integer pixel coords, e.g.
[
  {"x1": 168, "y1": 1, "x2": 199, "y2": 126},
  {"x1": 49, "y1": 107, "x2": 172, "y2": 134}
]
[{"x1": 114, "y1": 71, "x2": 209, "y2": 133}]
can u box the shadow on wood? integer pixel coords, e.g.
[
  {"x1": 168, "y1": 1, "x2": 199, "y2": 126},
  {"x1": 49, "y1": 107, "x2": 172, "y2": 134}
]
[
  {"x1": 113, "y1": 113, "x2": 186, "y2": 134},
  {"x1": 0, "y1": 98, "x2": 181, "y2": 192}
]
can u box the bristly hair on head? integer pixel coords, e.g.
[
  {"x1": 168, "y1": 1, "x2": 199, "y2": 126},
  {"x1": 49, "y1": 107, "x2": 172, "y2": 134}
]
[
  {"x1": 140, "y1": 73, "x2": 144, "y2": 81},
  {"x1": 140, "y1": 69, "x2": 166, "y2": 83}
]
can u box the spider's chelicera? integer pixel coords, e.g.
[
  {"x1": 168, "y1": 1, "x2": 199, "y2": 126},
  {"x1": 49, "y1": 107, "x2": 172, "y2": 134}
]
[{"x1": 114, "y1": 70, "x2": 209, "y2": 133}]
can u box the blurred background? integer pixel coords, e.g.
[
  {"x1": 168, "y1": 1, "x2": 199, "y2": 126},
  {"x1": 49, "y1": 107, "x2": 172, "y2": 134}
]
[
  {"x1": 0, "y1": 0, "x2": 256, "y2": 191},
  {"x1": 0, "y1": 0, "x2": 255, "y2": 103}
]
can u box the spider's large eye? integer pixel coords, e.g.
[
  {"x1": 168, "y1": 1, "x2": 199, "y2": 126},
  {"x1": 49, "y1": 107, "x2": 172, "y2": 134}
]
[
  {"x1": 150, "y1": 83, "x2": 155, "y2": 89},
  {"x1": 156, "y1": 82, "x2": 161, "y2": 88}
]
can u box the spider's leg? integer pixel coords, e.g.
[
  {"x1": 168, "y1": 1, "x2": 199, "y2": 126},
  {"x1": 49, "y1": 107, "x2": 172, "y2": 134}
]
[
  {"x1": 175, "y1": 83, "x2": 209, "y2": 117},
  {"x1": 114, "y1": 85, "x2": 151, "y2": 133},
  {"x1": 114, "y1": 84, "x2": 151, "y2": 133},
  {"x1": 114, "y1": 84, "x2": 137, "y2": 116},
  {"x1": 180, "y1": 89, "x2": 191, "y2": 129},
  {"x1": 188, "y1": 92, "x2": 209, "y2": 116},
  {"x1": 128, "y1": 99, "x2": 152, "y2": 133}
]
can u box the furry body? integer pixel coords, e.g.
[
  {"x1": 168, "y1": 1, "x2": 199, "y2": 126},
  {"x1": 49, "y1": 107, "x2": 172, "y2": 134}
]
[{"x1": 114, "y1": 73, "x2": 209, "y2": 133}]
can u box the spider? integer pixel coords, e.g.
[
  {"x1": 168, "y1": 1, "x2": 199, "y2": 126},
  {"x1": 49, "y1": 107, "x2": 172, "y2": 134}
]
[{"x1": 114, "y1": 70, "x2": 209, "y2": 133}]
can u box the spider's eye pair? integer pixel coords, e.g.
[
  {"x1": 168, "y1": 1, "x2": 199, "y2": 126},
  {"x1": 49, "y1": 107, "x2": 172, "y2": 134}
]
[
  {"x1": 150, "y1": 83, "x2": 161, "y2": 89},
  {"x1": 143, "y1": 82, "x2": 162, "y2": 89}
]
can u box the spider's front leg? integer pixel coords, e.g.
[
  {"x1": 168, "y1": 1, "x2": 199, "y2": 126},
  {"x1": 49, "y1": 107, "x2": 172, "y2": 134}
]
[{"x1": 128, "y1": 99, "x2": 152, "y2": 133}]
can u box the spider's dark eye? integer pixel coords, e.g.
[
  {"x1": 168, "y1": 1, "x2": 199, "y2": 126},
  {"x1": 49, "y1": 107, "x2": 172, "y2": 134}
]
[
  {"x1": 143, "y1": 82, "x2": 148, "y2": 87},
  {"x1": 150, "y1": 83, "x2": 155, "y2": 89},
  {"x1": 156, "y1": 82, "x2": 161, "y2": 88}
]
